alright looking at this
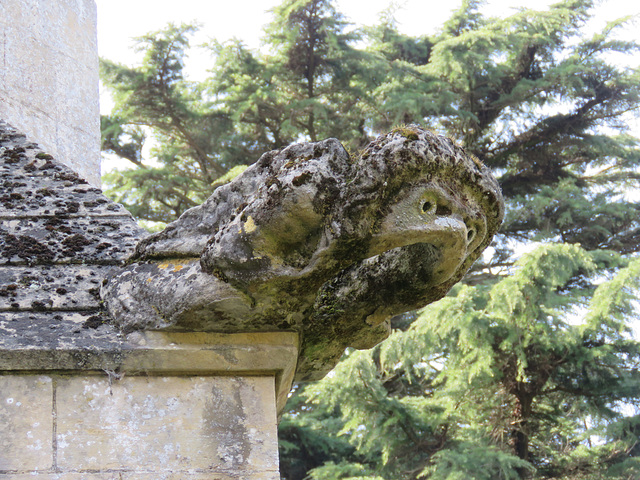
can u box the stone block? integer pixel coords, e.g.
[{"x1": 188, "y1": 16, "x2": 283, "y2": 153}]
[
  {"x1": 0, "y1": 217, "x2": 141, "y2": 266},
  {"x1": 55, "y1": 375, "x2": 279, "y2": 473},
  {"x1": 0, "y1": 474, "x2": 279, "y2": 480},
  {"x1": 0, "y1": 265, "x2": 109, "y2": 311},
  {"x1": 0, "y1": 331, "x2": 294, "y2": 478},
  {"x1": 1, "y1": 36, "x2": 58, "y2": 114},
  {"x1": 34, "y1": 0, "x2": 98, "y2": 63},
  {"x1": 0, "y1": 375, "x2": 53, "y2": 471}
]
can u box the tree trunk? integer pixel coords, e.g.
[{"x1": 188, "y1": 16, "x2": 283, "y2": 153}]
[{"x1": 509, "y1": 392, "x2": 533, "y2": 477}]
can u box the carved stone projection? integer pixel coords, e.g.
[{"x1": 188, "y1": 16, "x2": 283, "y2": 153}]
[{"x1": 102, "y1": 126, "x2": 504, "y2": 381}]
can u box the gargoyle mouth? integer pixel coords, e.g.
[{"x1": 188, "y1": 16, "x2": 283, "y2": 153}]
[{"x1": 368, "y1": 216, "x2": 470, "y2": 285}]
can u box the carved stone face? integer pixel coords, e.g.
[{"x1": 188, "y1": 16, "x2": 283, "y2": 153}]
[
  {"x1": 102, "y1": 126, "x2": 503, "y2": 381},
  {"x1": 368, "y1": 181, "x2": 488, "y2": 284}
]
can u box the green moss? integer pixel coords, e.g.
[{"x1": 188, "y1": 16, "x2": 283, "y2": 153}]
[
  {"x1": 470, "y1": 153, "x2": 486, "y2": 169},
  {"x1": 284, "y1": 154, "x2": 313, "y2": 169},
  {"x1": 391, "y1": 124, "x2": 420, "y2": 141}
]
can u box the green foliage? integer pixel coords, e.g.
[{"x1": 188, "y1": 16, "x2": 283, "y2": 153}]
[
  {"x1": 306, "y1": 461, "x2": 385, "y2": 480},
  {"x1": 296, "y1": 245, "x2": 640, "y2": 479},
  {"x1": 101, "y1": 23, "x2": 261, "y2": 222},
  {"x1": 423, "y1": 443, "x2": 534, "y2": 480},
  {"x1": 278, "y1": 385, "x2": 362, "y2": 479},
  {"x1": 263, "y1": 0, "x2": 371, "y2": 145}
]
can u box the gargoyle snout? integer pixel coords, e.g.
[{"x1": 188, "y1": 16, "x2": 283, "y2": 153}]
[
  {"x1": 419, "y1": 192, "x2": 486, "y2": 252},
  {"x1": 369, "y1": 185, "x2": 487, "y2": 284}
]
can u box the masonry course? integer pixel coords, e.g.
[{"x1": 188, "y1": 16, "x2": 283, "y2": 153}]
[{"x1": 0, "y1": 120, "x2": 292, "y2": 478}]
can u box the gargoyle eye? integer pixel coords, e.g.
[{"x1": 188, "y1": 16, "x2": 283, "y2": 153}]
[
  {"x1": 467, "y1": 227, "x2": 476, "y2": 242},
  {"x1": 465, "y1": 217, "x2": 485, "y2": 245},
  {"x1": 422, "y1": 200, "x2": 434, "y2": 213}
]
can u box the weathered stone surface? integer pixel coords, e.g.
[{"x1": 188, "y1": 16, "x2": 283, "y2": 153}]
[
  {"x1": 0, "y1": 218, "x2": 141, "y2": 265},
  {"x1": 0, "y1": 311, "x2": 119, "y2": 352},
  {"x1": 0, "y1": 265, "x2": 111, "y2": 310},
  {"x1": 0, "y1": 376, "x2": 53, "y2": 471},
  {"x1": 0, "y1": 0, "x2": 100, "y2": 185},
  {"x1": 0, "y1": 474, "x2": 278, "y2": 479},
  {"x1": 0, "y1": 374, "x2": 281, "y2": 479},
  {"x1": 56, "y1": 376, "x2": 278, "y2": 472},
  {"x1": 103, "y1": 126, "x2": 504, "y2": 380},
  {"x1": 0, "y1": 178, "x2": 130, "y2": 218},
  {"x1": 0, "y1": 120, "x2": 145, "y2": 334},
  {"x1": 0, "y1": 123, "x2": 141, "y2": 270}
]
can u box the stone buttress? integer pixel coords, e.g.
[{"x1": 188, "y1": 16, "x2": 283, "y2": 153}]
[{"x1": 0, "y1": 121, "x2": 295, "y2": 479}]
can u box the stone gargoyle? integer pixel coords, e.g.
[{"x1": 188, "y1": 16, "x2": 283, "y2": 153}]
[{"x1": 102, "y1": 126, "x2": 504, "y2": 381}]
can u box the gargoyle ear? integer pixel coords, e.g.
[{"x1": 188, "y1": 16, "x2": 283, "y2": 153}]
[
  {"x1": 199, "y1": 211, "x2": 273, "y2": 287},
  {"x1": 201, "y1": 138, "x2": 352, "y2": 288},
  {"x1": 200, "y1": 193, "x2": 324, "y2": 286}
]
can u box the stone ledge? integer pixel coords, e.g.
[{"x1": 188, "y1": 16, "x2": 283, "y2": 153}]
[
  {"x1": 0, "y1": 332, "x2": 298, "y2": 477},
  {"x1": 0, "y1": 331, "x2": 299, "y2": 414},
  {"x1": 0, "y1": 474, "x2": 279, "y2": 480}
]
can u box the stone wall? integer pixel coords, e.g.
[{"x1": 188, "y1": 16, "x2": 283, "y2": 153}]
[
  {"x1": 0, "y1": 374, "x2": 280, "y2": 479},
  {"x1": 0, "y1": 331, "x2": 298, "y2": 479},
  {"x1": 0, "y1": 0, "x2": 100, "y2": 186},
  {"x1": 0, "y1": 122, "x2": 298, "y2": 478}
]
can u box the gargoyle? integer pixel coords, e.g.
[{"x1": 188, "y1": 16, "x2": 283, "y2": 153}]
[{"x1": 102, "y1": 126, "x2": 503, "y2": 380}]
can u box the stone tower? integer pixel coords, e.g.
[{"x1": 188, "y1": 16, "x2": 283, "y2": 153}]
[{"x1": 0, "y1": 0, "x2": 100, "y2": 185}]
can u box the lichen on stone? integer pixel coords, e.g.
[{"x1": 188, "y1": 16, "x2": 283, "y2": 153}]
[
  {"x1": 0, "y1": 119, "x2": 146, "y2": 352},
  {"x1": 102, "y1": 126, "x2": 504, "y2": 381}
]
